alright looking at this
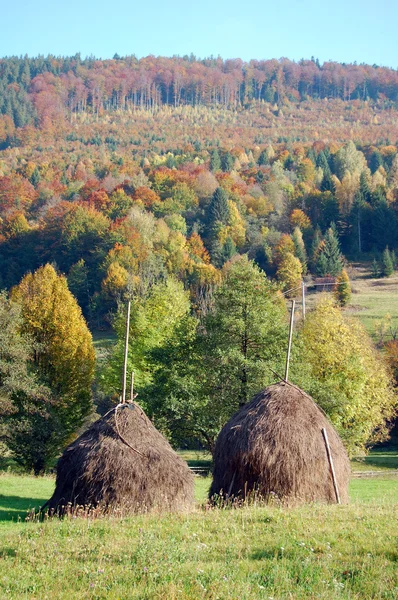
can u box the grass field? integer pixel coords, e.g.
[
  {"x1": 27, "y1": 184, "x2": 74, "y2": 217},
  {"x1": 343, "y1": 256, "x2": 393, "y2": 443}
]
[{"x1": 0, "y1": 472, "x2": 397, "y2": 599}]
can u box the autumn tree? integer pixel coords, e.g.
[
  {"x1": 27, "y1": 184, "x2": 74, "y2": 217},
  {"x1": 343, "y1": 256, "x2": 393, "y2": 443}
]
[
  {"x1": 277, "y1": 252, "x2": 303, "y2": 297},
  {"x1": 333, "y1": 268, "x2": 351, "y2": 306},
  {"x1": 292, "y1": 297, "x2": 397, "y2": 455},
  {"x1": 10, "y1": 264, "x2": 95, "y2": 472}
]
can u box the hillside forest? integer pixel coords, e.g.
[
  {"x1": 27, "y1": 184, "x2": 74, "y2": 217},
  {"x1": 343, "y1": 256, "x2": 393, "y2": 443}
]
[{"x1": 0, "y1": 54, "x2": 397, "y2": 473}]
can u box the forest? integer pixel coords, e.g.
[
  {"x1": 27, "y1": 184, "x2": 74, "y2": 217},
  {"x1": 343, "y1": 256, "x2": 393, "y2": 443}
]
[{"x1": 0, "y1": 54, "x2": 398, "y2": 474}]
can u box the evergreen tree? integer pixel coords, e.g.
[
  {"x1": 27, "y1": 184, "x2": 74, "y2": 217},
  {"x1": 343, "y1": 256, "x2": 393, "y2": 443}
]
[
  {"x1": 369, "y1": 150, "x2": 383, "y2": 174},
  {"x1": 359, "y1": 170, "x2": 372, "y2": 203},
  {"x1": 221, "y1": 236, "x2": 236, "y2": 265},
  {"x1": 258, "y1": 149, "x2": 269, "y2": 166},
  {"x1": 292, "y1": 227, "x2": 307, "y2": 274},
  {"x1": 207, "y1": 187, "x2": 230, "y2": 225},
  {"x1": 320, "y1": 226, "x2": 343, "y2": 276},
  {"x1": 381, "y1": 247, "x2": 394, "y2": 277},
  {"x1": 371, "y1": 258, "x2": 380, "y2": 278},
  {"x1": 316, "y1": 150, "x2": 331, "y2": 177},
  {"x1": 29, "y1": 167, "x2": 41, "y2": 188},
  {"x1": 210, "y1": 149, "x2": 221, "y2": 172},
  {"x1": 221, "y1": 151, "x2": 234, "y2": 172},
  {"x1": 310, "y1": 227, "x2": 322, "y2": 272}
]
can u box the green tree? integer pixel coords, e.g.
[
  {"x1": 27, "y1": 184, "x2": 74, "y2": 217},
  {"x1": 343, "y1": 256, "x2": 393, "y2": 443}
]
[
  {"x1": 148, "y1": 256, "x2": 288, "y2": 452},
  {"x1": 292, "y1": 227, "x2": 307, "y2": 274},
  {"x1": 207, "y1": 187, "x2": 230, "y2": 225},
  {"x1": 200, "y1": 256, "x2": 287, "y2": 429},
  {"x1": 210, "y1": 149, "x2": 221, "y2": 172},
  {"x1": 333, "y1": 269, "x2": 351, "y2": 306},
  {"x1": 10, "y1": 264, "x2": 95, "y2": 472},
  {"x1": 315, "y1": 226, "x2": 343, "y2": 276},
  {"x1": 221, "y1": 151, "x2": 234, "y2": 172},
  {"x1": 293, "y1": 298, "x2": 397, "y2": 455},
  {"x1": 381, "y1": 247, "x2": 394, "y2": 277},
  {"x1": 101, "y1": 278, "x2": 191, "y2": 396}
]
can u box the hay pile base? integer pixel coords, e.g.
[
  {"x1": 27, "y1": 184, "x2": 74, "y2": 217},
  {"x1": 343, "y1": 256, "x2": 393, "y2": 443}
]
[
  {"x1": 209, "y1": 382, "x2": 350, "y2": 505},
  {"x1": 47, "y1": 403, "x2": 194, "y2": 515}
]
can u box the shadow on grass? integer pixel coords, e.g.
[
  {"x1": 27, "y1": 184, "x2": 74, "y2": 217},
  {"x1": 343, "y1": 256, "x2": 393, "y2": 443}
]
[
  {"x1": 0, "y1": 495, "x2": 48, "y2": 522},
  {"x1": 352, "y1": 452, "x2": 398, "y2": 471}
]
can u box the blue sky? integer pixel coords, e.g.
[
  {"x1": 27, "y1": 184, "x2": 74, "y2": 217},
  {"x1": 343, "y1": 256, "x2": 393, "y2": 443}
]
[{"x1": 1, "y1": 0, "x2": 397, "y2": 67}]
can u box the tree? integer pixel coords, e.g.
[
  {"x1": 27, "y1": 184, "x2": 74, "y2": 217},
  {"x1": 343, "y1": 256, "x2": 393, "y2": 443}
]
[
  {"x1": 277, "y1": 252, "x2": 302, "y2": 297},
  {"x1": 147, "y1": 256, "x2": 288, "y2": 452},
  {"x1": 333, "y1": 269, "x2": 351, "y2": 306},
  {"x1": 315, "y1": 226, "x2": 343, "y2": 276},
  {"x1": 207, "y1": 187, "x2": 230, "y2": 225},
  {"x1": 101, "y1": 277, "x2": 191, "y2": 396},
  {"x1": 210, "y1": 149, "x2": 221, "y2": 172},
  {"x1": 292, "y1": 227, "x2": 307, "y2": 274},
  {"x1": 199, "y1": 256, "x2": 287, "y2": 429},
  {"x1": 293, "y1": 297, "x2": 397, "y2": 455},
  {"x1": 10, "y1": 264, "x2": 95, "y2": 472},
  {"x1": 221, "y1": 151, "x2": 234, "y2": 172},
  {"x1": 381, "y1": 247, "x2": 394, "y2": 277}
]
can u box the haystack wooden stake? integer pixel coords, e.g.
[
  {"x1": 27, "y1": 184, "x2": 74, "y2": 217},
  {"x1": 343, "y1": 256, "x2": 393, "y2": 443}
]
[
  {"x1": 130, "y1": 371, "x2": 135, "y2": 403},
  {"x1": 302, "y1": 281, "x2": 306, "y2": 320},
  {"x1": 121, "y1": 300, "x2": 131, "y2": 404},
  {"x1": 284, "y1": 300, "x2": 295, "y2": 381},
  {"x1": 322, "y1": 427, "x2": 341, "y2": 504}
]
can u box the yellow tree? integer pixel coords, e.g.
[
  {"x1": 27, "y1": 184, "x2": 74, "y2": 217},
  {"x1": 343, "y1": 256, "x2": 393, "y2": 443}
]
[
  {"x1": 11, "y1": 264, "x2": 95, "y2": 472},
  {"x1": 276, "y1": 252, "x2": 302, "y2": 297},
  {"x1": 294, "y1": 297, "x2": 397, "y2": 455}
]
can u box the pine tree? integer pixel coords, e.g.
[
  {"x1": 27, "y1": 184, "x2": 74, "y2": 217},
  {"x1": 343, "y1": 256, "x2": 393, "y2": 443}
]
[
  {"x1": 370, "y1": 150, "x2": 383, "y2": 174},
  {"x1": 359, "y1": 170, "x2": 372, "y2": 203},
  {"x1": 221, "y1": 151, "x2": 234, "y2": 172},
  {"x1": 320, "y1": 226, "x2": 343, "y2": 276},
  {"x1": 333, "y1": 269, "x2": 351, "y2": 306},
  {"x1": 371, "y1": 258, "x2": 380, "y2": 278},
  {"x1": 310, "y1": 227, "x2": 322, "y2": 272},
  {"x1": 316, "y1": 150, "x2": 331, "y2": 177},
  {"x1": 381, "y1": 247, "x2": 394, "y2": 277},
  {"x1": 210, "y1": 149, "x2": 221, "y2": 172},
  {"x1": 207, "y1": 187, "x2": 230, "y2": 225},
  {"x1": 221, "y1": 236, "x2": 236, "y2": 265},
  {"x1": 292, "y1": 227, "x2": 307, "y2": 274},
  {"x1": 258, "y1": 149, "x2": 269, "y2": 166}
]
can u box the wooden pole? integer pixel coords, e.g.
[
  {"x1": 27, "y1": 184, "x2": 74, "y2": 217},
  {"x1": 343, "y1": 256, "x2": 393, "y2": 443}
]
[
  {"x1": 284, "y1": 300, "x2": 295, "y2": 381},
  {"x1": 130, "y1": 371, "x2": 135, "y2": 403},
  {"x1": 302, "y1": 281, "x2": 306, "y2": 320},
  {"x1": 322, "y1": 427, "x2": 341, "y2": 504},
  {"x1": 121, "y1": 300, "x2": 131, "y2": 404}
]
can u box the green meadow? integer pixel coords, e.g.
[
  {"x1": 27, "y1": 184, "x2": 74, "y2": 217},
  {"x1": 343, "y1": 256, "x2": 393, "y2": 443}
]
[{"x1": 0, "y1": 450, "x2": 397, "y2": 600}]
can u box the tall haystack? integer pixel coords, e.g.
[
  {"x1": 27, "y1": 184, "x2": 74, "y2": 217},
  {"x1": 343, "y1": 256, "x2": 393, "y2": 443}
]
[
  {"x1": 47, "y1": 403, "x2": 194, "y2": 515},
  {"x1": 209, "y1": 382, "x2": 350, "y2": 504}
]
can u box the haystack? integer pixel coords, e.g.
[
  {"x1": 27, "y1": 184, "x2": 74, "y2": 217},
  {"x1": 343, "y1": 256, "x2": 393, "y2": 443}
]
[
  {"x1": 209, "y1": 382, "x2": 350, "y2": 504},
  {"x1": 47, "y1": 403, "x2": 194, "y2": 515}
]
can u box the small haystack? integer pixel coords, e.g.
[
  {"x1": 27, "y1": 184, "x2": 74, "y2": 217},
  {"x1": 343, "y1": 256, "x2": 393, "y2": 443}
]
[
  {"x1": 47, "y1": 403, "x2": 194, "y2": 515},
  {"x1": 209, "y1": 382, "x2": 350, "y2": 504}
]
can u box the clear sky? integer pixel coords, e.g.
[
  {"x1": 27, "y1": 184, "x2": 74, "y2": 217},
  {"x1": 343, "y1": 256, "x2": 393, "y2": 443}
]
[{"x1": 1, "y1": 0, "x2": 397, "y2": 67}]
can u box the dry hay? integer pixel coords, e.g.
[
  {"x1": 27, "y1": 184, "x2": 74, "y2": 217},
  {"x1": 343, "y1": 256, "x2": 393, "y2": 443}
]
[
  {"x1": 46, "y1": 403, "x2": 194, "y2": 516},
  {"x1": 209, "y1": 382, "x2": 350, "y2": 505}
]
